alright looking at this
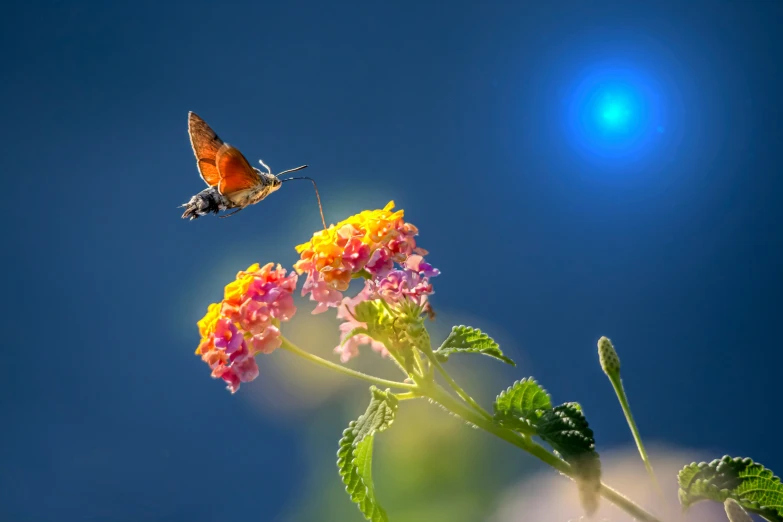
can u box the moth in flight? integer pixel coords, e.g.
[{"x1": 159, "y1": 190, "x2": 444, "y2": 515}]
[{"x1": 180, "y1": 111, "x2": 326, "y2": 227}]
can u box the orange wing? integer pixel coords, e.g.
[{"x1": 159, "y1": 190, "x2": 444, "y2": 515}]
[
  {"x1": 215, "y1": 143, "x2": 261, "y2": 195},
  {"x1": 188, "y1": 112, "x2": 224, "y2": 187}
]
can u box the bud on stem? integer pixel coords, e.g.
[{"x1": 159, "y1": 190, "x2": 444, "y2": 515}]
[
  {"x1": 597, "y1": 335, "x2": 663, "y2": 502},
  {"x1": 598, "y1": 336, "x2": 621, "y2": 377}
]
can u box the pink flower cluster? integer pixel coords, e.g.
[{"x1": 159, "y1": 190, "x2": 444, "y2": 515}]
[
  {"x1": 370, "y1": 255, "x2": 439, "y2": 307},
  {"x1": 196, "y1": 263, "x2": 298, "y2": 393},
  {"x1": 335, "y1": 254, "x2": 440, "y2": 362},
  {"x1": 294, "y1": 202, "x2": 429, "y2": 314},
  {"x1": 293, "y1": 203, "x2": 441, "y2": 363}
]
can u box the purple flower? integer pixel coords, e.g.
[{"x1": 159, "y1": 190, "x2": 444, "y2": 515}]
[
  {"x1": 372, "y1": 268, "x2": 434, "y2": 307},
  {"x1": 404, "y1": 254, "x2": 440, "y2": 278},
  {"x1": 214, "y1": 318, "x2": 243, "y2": 354}
]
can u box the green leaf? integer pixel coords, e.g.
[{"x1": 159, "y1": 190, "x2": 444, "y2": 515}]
[
  {"x1": 678, "y1": 456, "x2": 783, "y2": 521},
  {"x1": 435, "y1": 325, "x2": 516, "y2": 366},
  {"x1": 536, "y1": 403, "x2": 602, "y2": 516},
  {"x1": 354, "y1": 387, "x2": 399, "y2": 442},
  {"x1": 492, "y1": 381, "x2": 600, "y2": 515},
  {"x1": 336, "y1": 387, "x2": 399, "y2": 522},
  {"x1": 493, "y1": 377, "x2": 552, "y2": 433},
  {"x1": 338, "y1": 427, "x2": 387, "y2": 522}
]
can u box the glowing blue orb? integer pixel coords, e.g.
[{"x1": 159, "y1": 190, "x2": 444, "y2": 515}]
[
  {"x1": 598, "y1": 94, "x2": 631, "y2": 129},
  {"x1": 565, "y1": 62, "x2": 665, "y2": 161}
]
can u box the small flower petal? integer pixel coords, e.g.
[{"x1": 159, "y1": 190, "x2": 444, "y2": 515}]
[
  {"x1": 249, "y1": 325, "x2": 281, "y2": 355},
  {"x1": 404, "y1": 254, "x2": 440, "y2": 277},
  {"x1": 214, "y1": 318, "x2": 242, "y2": 354}
]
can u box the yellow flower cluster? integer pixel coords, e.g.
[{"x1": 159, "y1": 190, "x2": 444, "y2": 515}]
[
  {"x1": 195, "y1": 263, "x2": 264, "y2": 358},
  {"x1": 294, "y1": 201, "x2": 419, "y2": 292}
]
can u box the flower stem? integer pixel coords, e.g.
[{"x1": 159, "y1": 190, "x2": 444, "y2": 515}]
[
  {"x1": 394, "y1": 391, "x2": 423, "y2": 401},
  {"x1": 424, "y1": 351, "x2": 495, "y2": 422},
  {"x1": 607, "y1": 371, "x2": 663, "y2": 497},
  {"x1": 279, "y1": 337, "x2": 417, "y2": 391},
  {"x1": 423, "y1": 383, "x2": 662, "y2": 522},
  {"x1": 412, "y1": 347, "x2": 427, "y2": 379}
]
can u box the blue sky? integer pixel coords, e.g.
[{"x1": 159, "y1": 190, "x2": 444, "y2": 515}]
[{"x1": 2, "y1": 1, "x2": 782, "y2": 521}]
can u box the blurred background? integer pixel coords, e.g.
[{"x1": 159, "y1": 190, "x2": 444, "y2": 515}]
[{"x1": 1, "y1": 1, "x2": 781, "y2": 521}]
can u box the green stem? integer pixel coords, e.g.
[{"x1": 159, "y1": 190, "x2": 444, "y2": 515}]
[
  {"x1": 424, "y1": 383, "x2": 661, "y2": 522},
  {"x1": 599, "y1": 484, "x2": 662, "y2": 522},
  {"x1": 279, "y1": 337, "x2": 417, "y2": 391},
  {"x1": 607, "y1": 372, "x2": 663, "y2": 497},
  {"x1": 424, "y1": 351, "x2": 494, "y2": 422},
  {"x1": 394, "y1": 391, "x2": 423, "y2": 401},
  {"x1": 412, "y1": 347, "x2": 427, "y2": 379}
]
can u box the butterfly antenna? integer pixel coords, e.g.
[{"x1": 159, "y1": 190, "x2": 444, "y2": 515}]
[
  {"x1": 258, "y1": 159, "x2": 272, "y2": 175},
  {"x1": 277, "y1": 165, "x2": 308, "y2": 176},
  {"x1": 280, "y1": 174, "x2": 327, "y2": 230}
]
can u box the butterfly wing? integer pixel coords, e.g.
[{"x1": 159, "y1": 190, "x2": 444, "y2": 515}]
[
  {"x1": 215, "y1": 143, "x2": 262, "y2": 196},
  {"x1": 188, "y1": 112, "x2": 224, "y2": 187}
]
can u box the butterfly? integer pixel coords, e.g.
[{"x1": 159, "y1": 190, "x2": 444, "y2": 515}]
[{"x1": 180, "y1": 111, "x2": 326, "y2": 227}]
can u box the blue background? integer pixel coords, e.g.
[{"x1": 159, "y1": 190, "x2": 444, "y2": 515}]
[{"x1": 2, "y1": 1, "x2": 781, "y2": 521}]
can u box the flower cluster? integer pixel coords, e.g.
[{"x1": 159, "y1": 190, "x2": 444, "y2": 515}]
[
  {"x1": 192, "y1": 202, "x2": 439, "y2": 392},
  {"x1": 294, "y1": 201, "x2": 440, "y2": 361},
  {"x1": 294, "y1": 201, "x2": 436, "y2": 311},
  {"x1": 195, "y1": 263, "x2": 297, "y2": 393}
]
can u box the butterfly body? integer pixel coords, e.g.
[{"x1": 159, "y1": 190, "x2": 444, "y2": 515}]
[{"x1": 226, "y1": 170, "x2": 282, "y2": 207}]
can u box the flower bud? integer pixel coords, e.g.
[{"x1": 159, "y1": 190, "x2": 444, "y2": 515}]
[{"x1": 597, "y1": 336, "x2": 621, "y2": 376}]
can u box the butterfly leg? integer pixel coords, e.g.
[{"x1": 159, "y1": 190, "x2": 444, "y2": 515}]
[{"x1": 219, "y1": 208, "x2": 244, "y2": 219}]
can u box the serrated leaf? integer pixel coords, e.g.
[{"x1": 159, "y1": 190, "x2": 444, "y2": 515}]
[
  {"x1": 355, "y1": 435, "x2": 375, "y2": 491},
  {"x1": 435, "y1": 325, "x2": 516, "y2": 366},
  {"x1": 678, "y1": 456, "x2": 783, "y2": 521},
  {"x1": 493, "y1": 378, "x2": 552, "y2": 433},
  {"x1": 536, "y1": 403, "x2": 602, "y2": 516},
  {"x1": 338, "y1": 426, "x2": 387, "y2": 522},
  {"x1": 354, "y1": 387, "x2": 399, "y2": 443},
  {"x1": 735, "y1": 463, "x2": 783, "y2": 516},
  {"x1": 678, "y1": 458, "x2": 743, "y2": 507},
  {"x1": 336, "y1": 387, "x2": 398, "y2": 522}
]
